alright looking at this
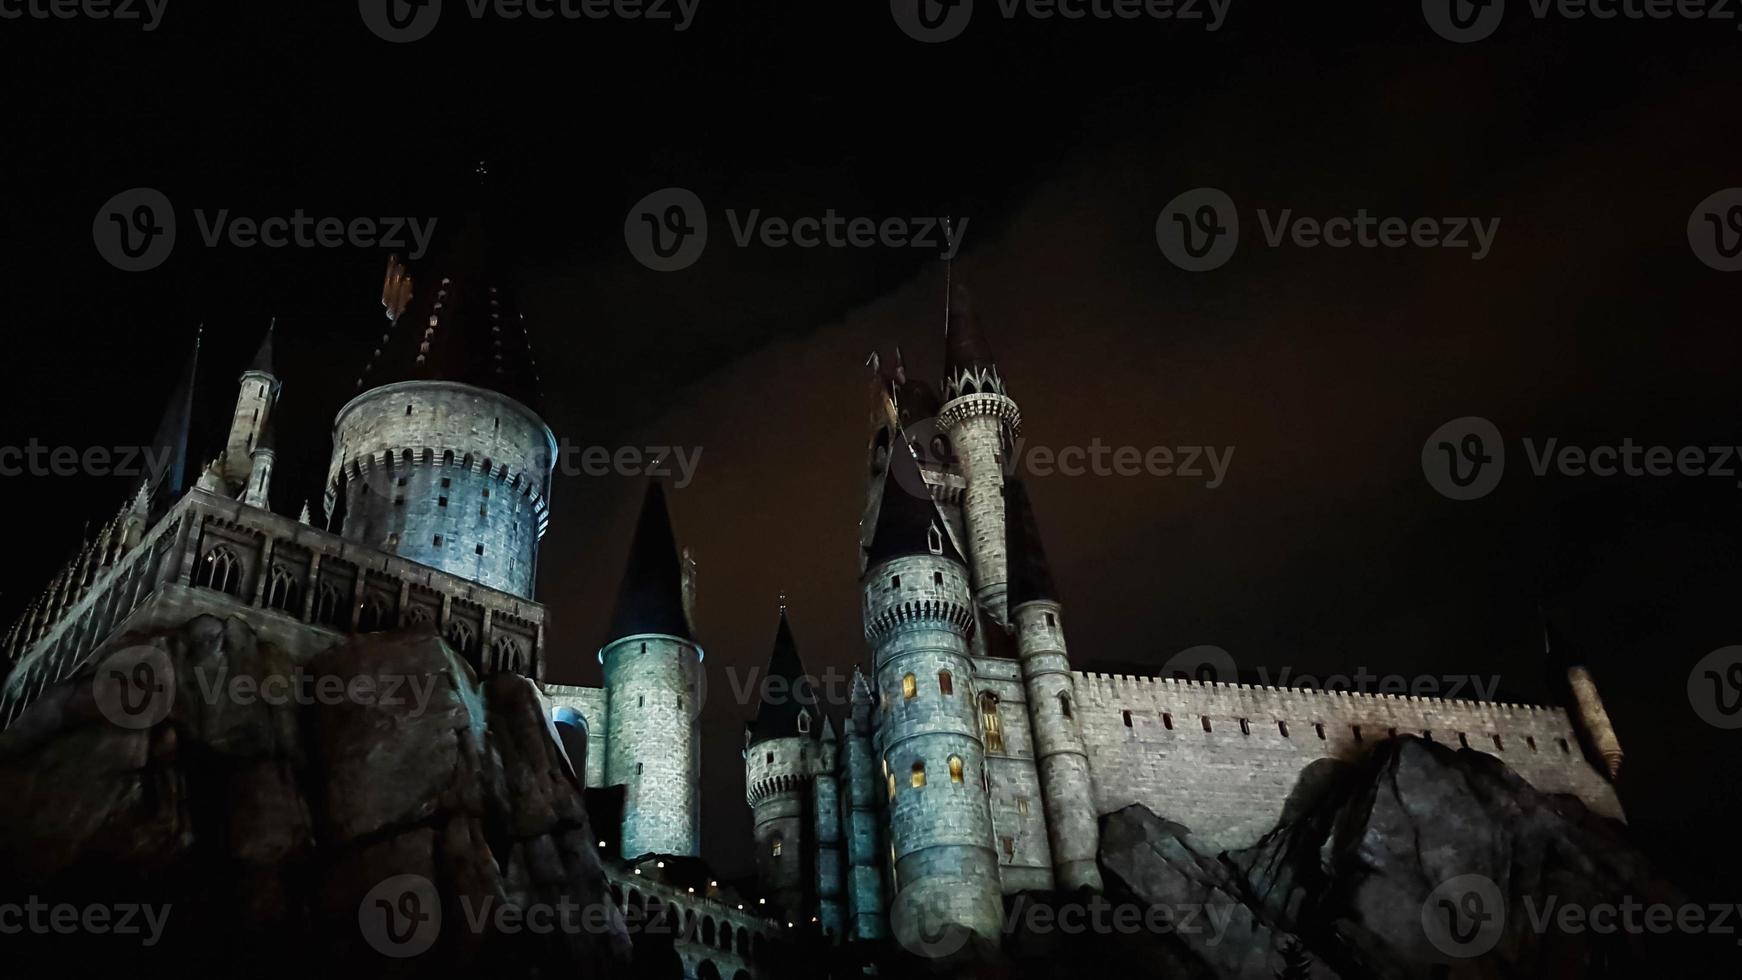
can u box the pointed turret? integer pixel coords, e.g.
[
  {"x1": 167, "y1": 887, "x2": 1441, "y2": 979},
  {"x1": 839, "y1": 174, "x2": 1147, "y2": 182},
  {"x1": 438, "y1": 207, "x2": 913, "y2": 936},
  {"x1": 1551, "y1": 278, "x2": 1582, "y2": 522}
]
[
  {"x1": 942, "y1": 285, "x2": 1004, "y2": 399},
  {"x1": 606, "y1": 482, "x2": 694, "y2": 644},
  {"x1": 748, "y1": 605, "x2": 818, "y2": 747},
  {"x1": 146, "y1": 330, "x2": 199, "y2": 516},
  {"x1": 1005, "y1": 477, "x2": 1059, "y2": 608},
  {"x1": 247, "y1": 319, "x2": 276, "y2": 376},
  {"x1": 866, "y1": 436, "x2": 963, "y2": 567}
]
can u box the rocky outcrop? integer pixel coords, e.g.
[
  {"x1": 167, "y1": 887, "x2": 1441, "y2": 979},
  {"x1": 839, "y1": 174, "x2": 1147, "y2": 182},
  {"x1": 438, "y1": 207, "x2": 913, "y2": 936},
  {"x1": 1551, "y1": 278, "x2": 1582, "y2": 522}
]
[
  {"x1": 1091, "y1": 736, "x2": 1731, "y2": 979},
  {"x1": 0, "y1": 615, "x2": 633, "y2": 979}
]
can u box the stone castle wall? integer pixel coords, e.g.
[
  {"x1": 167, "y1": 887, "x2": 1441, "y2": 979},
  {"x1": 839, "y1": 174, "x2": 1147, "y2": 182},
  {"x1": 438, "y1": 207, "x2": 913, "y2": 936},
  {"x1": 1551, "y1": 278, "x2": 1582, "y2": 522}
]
[{"x1": 1070, "y1": 671, "x2": 1625, "y2": 850}]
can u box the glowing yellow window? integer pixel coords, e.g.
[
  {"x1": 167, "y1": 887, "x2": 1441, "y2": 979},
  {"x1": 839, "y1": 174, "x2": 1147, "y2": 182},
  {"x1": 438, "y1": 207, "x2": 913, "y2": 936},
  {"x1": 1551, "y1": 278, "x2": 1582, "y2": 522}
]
[
  {"x1": 949, "y1": 756, "x2": 964, "y2": 783},
  {"x1": 887, "y1": 773, "x2": 896, "y2": 801},
  {"x1": 980, "y1": 693, "x2": 1004, "y2": 753},
  {"x1": 771, "y1": 837, "x2": 783, "y2": 857},
  {"x1": 911, "y1": 762, "x2": 926, "y2": 788},
  {"x1": 902, "y1": 673, "x2": 917, "y2": 700}
]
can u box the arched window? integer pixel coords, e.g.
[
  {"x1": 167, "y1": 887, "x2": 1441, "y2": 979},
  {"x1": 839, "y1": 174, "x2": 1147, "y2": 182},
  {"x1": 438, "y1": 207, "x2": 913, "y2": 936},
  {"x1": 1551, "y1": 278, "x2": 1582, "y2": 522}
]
[
  {"x1": 719, "y1": 924, "x2": 733, "y2": 951},
  {"x1": 314, "y1": 581, "x2": 346, "y2": 628},
  {"x1": 1059, "y1": 692, "x2": 1074, "y2": 719},
  {"x1": 492, "y1": 635, "x2": 523, "y2": 672},
  {"x1": 702, "y1": 917, "x2": 716, "y2": 946},
  {"x1": 980, "y1": 693, "x2": 1003, "y2": 753},
  {"x1": 446, "y1": 620, "x2": 477, "y2": 655},
  {"x1": 938, "y1": 670, "x2": 954, "y2": 696},
  {"x1": 196, "y1": 545, "x2": 242, "y2": 596},
  {"x1": 797, "y1": 709, "x2": 811, "y2": 734},
  {"x1": 265, "y1": 563, "x2": 300, "y2": 612},
  {"x1": 358, "y1": 593, "x2": 390, "y2": 633},
  {"x1": 926, "y1": 521, "x2": 944, "y2": 555},
  {"x1": 911, "y1": 761, "x2": 926, "y2": 788},
  {"x1": 949, "y1": 756, "x2": 964, "y2": 783},
  {"x1": 902, "y1": 673, "x2": 917, "y2": 700},
  {"x1": 405, "y1": 604, "x2": 433, "y2": 626}
]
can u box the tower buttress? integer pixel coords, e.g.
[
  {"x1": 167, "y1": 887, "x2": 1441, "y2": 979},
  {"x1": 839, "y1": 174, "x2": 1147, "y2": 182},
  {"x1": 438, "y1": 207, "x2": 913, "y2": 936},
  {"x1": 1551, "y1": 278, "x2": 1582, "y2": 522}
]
[
  {"x1": 840, "y1": 666, "x2": 888, "y2": 942},
  {"x1": 1006, "y1": 478, "x2": 1103, "y2": 891},
  {"x1": 936, "y1": 286, "x2": 1020, "y2": 625}
]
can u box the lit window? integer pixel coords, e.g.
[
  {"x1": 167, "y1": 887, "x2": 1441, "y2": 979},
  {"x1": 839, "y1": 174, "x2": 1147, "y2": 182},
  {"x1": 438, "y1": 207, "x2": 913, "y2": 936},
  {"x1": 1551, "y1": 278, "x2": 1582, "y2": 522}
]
[
  {"x1": 911, "y1": 762, "x2": 926, "y2": 788},
  {"x1": 886, "y1": 773, "x2": 896, "y2": 801},
  {"x1": 938, "y1": 671, "x2": 953, "y2": 696},
  {"x1": 1016, "y1": 796, "x2": 1029, "y2": 816},
  {"x1": 771, "y1": 837, "x2": 783, "y2": 858},
  {"x1": 902, "y1": 674, "x2": 917, "y2": 700},
  {"x1": 949, "y1": 756, "x2": 964, "y2": 784},
  {"x1": 980, "y1": 693, "x2": 1003, "y2": 753}
]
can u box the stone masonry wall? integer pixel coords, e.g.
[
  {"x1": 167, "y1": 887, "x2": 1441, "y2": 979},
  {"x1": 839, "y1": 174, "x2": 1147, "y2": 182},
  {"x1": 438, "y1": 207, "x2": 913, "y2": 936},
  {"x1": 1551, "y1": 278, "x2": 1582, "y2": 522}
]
[{"x1": 1072, "y1": 672, "x2": 1625, "y2": 851}]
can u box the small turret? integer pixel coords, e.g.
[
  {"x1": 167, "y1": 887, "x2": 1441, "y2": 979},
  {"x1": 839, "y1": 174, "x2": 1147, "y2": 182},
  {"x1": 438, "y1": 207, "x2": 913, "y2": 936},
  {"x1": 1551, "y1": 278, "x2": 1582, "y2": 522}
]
[
  {"x1": 601, "y1": 482, "x2": 703, "y2": 859},
  {"x1": 220, "y1": 320, "x2": 281, "y2": 497},
  {"x1": 239, "y1": 414, "x2": 276, "y2": 510},
  {"x1": 745, "y1": 604, "x2": 821, "y2": 918},
  {"x1": 1545, "y1": 615, "x2": 1624, "y2": 781}
]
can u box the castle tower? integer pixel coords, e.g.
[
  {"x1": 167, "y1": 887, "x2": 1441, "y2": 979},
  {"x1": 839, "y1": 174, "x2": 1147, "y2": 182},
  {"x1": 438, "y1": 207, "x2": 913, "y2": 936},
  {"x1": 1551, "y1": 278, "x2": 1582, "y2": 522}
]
[
  {"x1": 324, "y1": 206, "x2": 555, "y2": 600},
  {"x1": 936, "y1": 287, "x2": 1020, "y2": 624},
  {"x1": 603, "y1": 482, "x2": 703, "y2": 859},
  {"x1": 840, "y1": 666, "x2": 888, "y2": 942},
  {"x1": 1005, "y1": 478, "x2": 1103, "y2": 891},
  {"x1": 744, "y1": 605, "x2": 821, "y2": 916},
  {"x1": 239, "y1": 415, "x2": 276, "y2": 510},
  {"x1": 862, "y1": 436, "x2": 1003, "y2": 953},
  {"x1": 1545, "y1": 617, "x2": 1625, "y2": 780},
  {"x1": 219, "y1": 322, "x2": 280, "y2": 496}
]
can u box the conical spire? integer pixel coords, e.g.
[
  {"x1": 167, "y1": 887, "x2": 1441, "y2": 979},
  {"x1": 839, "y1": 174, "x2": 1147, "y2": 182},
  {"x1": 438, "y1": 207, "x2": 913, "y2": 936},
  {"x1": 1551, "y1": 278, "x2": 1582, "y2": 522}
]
[
  {"x1": 354, "y1": 184, "x2": 544, "y2": 412},
  {"x1": 865, "y1": 434, "x2": 964, "y2": 567},
  {"x1": 146, "y1": 329, "x2": 200, "y2": 516},
  {"x1": 246, "y1": 319, "x2": 276, "y2": 376},
  {"x1": 1005, "y1": 477, "x2": 1059, "y2": 607},
  {"x1": 943, "y1": 284, "x2": 1003, "y2": 398},
  {"x1": 748, "y1": 605, "x2": 818, "y2": 746},
  {"x1": 606, "y1": 482, "x2": 694, "y2": 644}
]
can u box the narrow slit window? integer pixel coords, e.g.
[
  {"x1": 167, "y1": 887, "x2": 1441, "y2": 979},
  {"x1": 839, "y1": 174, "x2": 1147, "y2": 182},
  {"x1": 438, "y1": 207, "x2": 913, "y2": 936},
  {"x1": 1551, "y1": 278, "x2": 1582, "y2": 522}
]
[
  {"x1": 1278, "y1": 720, "x2": 1290, "y2": 738},
  {"x1": 1315, "y1": 723, "x2": 1326, "y2": 740},
  {"x1": 1122, "y1": 710, "x2": 1133, "y2": 728},
  {"x1": 1163, "y1": 712, "x2": 1174, "y2": 730},
  {"x1": 1240, "y1": 718, "x2": 1251, "y2": 736},
  {"x1": 1202, "y1": 716, "x2": 1212, "y2": 733}
]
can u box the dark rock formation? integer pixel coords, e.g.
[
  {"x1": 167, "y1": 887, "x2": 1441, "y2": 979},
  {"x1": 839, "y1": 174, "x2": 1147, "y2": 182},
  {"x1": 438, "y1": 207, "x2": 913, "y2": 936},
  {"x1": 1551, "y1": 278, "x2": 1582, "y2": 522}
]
[{"x1": 0, "y1": 615, "x2": 634, "y2": 979}]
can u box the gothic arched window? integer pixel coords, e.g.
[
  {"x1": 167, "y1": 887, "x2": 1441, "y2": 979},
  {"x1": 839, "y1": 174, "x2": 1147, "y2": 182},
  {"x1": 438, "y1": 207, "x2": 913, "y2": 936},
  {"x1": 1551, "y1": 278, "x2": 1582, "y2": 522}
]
[
  {"x1": 980, "y1": 693, "x2": 1004, "y2": 753},
  {"x1": 196, "y1": 545, "x2": 242, "y2": 596},
  {"x1": 358, "y1": 593, "x2": 390, "y2": 633},
  {"x1": 314, "y1": 582, "x2": 346, "y2": 628},
  {"x1": 492, "y1": 635, "x2": 523, "y2": 672},
  {"x1": 265, "y1": 563, "x2": 300, "y2": 612},
  {"x1": 938, "y1": 670, "x2": 954, "y2": 696}
]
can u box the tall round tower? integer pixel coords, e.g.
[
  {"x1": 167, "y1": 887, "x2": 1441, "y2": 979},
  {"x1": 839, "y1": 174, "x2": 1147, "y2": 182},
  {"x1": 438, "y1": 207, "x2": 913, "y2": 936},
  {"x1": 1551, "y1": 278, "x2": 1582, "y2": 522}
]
[
  {"x1": 936, "y1": 287, "x2": 1020, "y2": 625},
  {"x1": 1005, "y1": 477, "x2": 1103, "y2": 892},
  {"x1": 325, "y1": 209, "x2": 555, "y2": 600},
  {"x1": 219, "y1": 322, "x2": 280, "y2": 498},
  {"x1": 863, "y1": 436, "x2": 1003, "y2": 955},
  {"x1": 602, "y1": 482, "x2": 703, "y2": 859},
  {"x1": 744, "y1": 605, "x2": 821, "y2": 917}
]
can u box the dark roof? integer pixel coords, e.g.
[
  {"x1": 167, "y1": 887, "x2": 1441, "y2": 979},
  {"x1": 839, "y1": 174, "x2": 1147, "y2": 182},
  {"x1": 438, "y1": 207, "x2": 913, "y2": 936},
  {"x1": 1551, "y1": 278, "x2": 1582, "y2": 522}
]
[
  {"x1": 943, "y1": 284, "x2": 998, "y2": 380},
  {"x1": 1005, "y1": 477, "x2": 1059, "y2": 606},
  {"x1": 865, "y1": 435, "x2": 964, "y2": 567},
  {"x1": 246, "y1": 320, "x2": 275, "y2": 376},
  {"x1": 147, "y1": 330, "x2": 199, "y2": 516},
  {"x1": 748, "y1": 608, "x2": 818, "y2": 746},
  {"x1": 354, "y1": 204, "x2": 545, "y2": 412},
  {"x1": 606, "y1": 482, "x2": 694, "y2": 644},
  {"x1": 894, "y1": 377, "x2": 943, "y2": 429}
]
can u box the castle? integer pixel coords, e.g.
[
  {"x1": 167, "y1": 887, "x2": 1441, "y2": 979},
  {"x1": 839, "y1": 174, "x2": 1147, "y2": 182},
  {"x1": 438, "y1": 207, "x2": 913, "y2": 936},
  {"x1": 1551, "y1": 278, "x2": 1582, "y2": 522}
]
[{"x1": 0, "y1": 200, "x2": 1626, "y2": 977}]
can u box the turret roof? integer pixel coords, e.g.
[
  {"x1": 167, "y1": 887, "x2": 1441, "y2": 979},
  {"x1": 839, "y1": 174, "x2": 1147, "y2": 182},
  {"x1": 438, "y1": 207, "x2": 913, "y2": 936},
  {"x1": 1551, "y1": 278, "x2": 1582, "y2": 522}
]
[{"x1": 606, "y1": 482, "x2": 694, "y2": 644}]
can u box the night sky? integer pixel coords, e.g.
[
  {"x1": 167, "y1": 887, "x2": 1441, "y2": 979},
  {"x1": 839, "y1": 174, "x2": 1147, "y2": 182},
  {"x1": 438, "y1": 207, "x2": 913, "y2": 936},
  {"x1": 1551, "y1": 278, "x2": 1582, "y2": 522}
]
[{"x1": 2, "y1": 2, "x2": 1739, "y2": 897}]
